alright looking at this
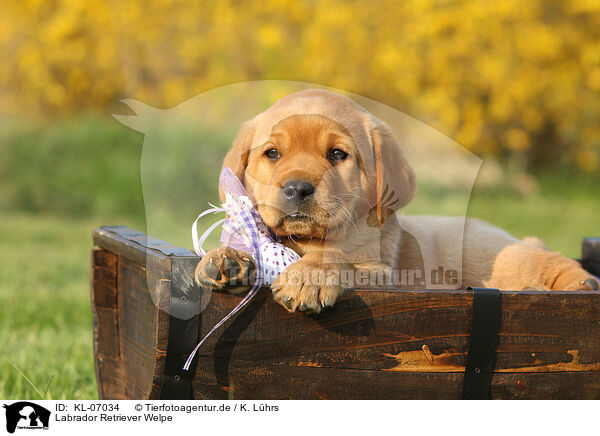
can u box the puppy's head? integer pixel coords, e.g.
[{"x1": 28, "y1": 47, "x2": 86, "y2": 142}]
[{"x1": 221, "y1": 89, "x2": 416, "y2": 240}]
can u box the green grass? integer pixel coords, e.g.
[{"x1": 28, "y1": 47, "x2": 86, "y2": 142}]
[
  {"x1": 468, "y1": 170, "x2": 600, "y2": 258},
  {"x1": 0, "y1": 116, "x2": 598, "y2": 399},
  {"x1": 0, "y1": 212, "x2": 143, "y2": 400}
]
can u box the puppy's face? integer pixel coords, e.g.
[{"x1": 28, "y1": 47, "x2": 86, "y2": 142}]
[
  {"x1": 221, "y1": 89, "x2": 417, "y2": 244},
  {"x1": 244, "y1": 114, "x2": 370, "y2": 240}
]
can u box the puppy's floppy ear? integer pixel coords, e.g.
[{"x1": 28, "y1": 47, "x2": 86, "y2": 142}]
[
  {"x1": 220, "y1": 119, "x2": 255, "y2": 202},
  {"x1": 367, "y1": 120, "x2": 417, "y2": 226}
]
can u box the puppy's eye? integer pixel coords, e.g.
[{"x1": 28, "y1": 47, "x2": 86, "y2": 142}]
[
  {"x1": 327, "y1": 148, "x2": 349, "y2": 163},
  {"x1": 264, "y1": 148, "x2": 280, "y2": 160}
]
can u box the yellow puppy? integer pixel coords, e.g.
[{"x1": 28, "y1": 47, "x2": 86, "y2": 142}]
[{"x1": 195, "y1": 89, "x2": 599, "y2": 312}]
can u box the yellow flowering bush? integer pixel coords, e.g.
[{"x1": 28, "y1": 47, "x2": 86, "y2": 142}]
[{"x1": 1, "y1": 0, "x2": 599, "y2": 170}]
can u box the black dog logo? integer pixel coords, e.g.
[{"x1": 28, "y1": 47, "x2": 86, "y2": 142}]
[{"x1": 3, "y1": 402, "x2": 50, "y2": 434}]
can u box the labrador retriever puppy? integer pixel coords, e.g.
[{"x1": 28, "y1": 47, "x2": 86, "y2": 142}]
[{"x1": 195, "y1": 89, "x2": 599, "y2": 312}]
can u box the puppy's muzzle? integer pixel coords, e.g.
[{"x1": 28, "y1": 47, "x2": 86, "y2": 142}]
[{"x1": 282, "y1": 179, "x2": 315, "y2": 205}]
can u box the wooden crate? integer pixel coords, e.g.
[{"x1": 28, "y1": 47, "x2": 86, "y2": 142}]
[{"x1": 91, "y1": 226, "x2": 600, "y2": 399}]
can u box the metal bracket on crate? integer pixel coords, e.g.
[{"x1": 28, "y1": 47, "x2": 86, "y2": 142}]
[
  {"x1": 582, "y1": 238, "x2": 600, "y2": 277},
  {"x1": 462, "y1": 287, "x2": 502, "y2": 400},
  {"x1": 160, "y1": 257, "x2": 206, "y2": 400}
]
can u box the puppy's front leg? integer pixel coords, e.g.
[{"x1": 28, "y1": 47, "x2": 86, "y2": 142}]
[{"x1": 272, "y1": 251, "x2": 354, "y2": 313}]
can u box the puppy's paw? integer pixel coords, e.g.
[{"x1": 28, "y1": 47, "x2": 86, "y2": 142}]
[
  {"x1": 577, "y1": 277, "x2": 599, "y2": 291},
  {"x1": 271, "y1": 260, "x2": 347, "y2": 313},
  {"x1": 195, "y1": 246, "x2": 256, "y2": 293},
  {"x1": 552, "y1": 265, "x2": 600, "y2": 291}
]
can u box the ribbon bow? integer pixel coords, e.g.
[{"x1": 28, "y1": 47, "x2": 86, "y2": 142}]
[{"x1": 184, "y1": 167, "x2": 300, "y2": 370}]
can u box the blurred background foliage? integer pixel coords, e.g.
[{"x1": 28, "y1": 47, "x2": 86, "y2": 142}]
[
  {"x1": 1, "y1": 0, "x2": 599, "y2": 400},
  {"x1": 2, "y1": 0, "x2": 600, "y2": 170}
]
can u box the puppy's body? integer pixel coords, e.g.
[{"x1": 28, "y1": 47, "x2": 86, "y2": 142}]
[
  {"x1": 395, "y1": 215, "x2": 589, "y2": 291},
  {"x1": 196, "y1": 89, "x2": 598, "y2": 311}
]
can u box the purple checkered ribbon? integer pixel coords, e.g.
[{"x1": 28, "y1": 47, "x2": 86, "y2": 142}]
[
  {"x1": 184, "y1": 208, "x2": 263, "y2": 370},
  {"x1": 184, "y1": 167, "x2": 299, "y2": 371}
]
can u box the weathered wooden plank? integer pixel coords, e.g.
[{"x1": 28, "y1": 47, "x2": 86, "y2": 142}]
[
  {"x1": 91, "y1": 250, "x2": 117, "y2": 308},
  {"x1": 95, "y1": 359, "x2": 127, "y2": 400},
  {"x1": 191, "y1": 287, "x2": 600, "y2": 399},
  {"x1": 150, "y1": 278, "x2": 171, "y2": 400},
  {"x1": 93, "y1": 227, "x2": 171, "y2": 273},
  {"x1": 117, "y1": 256, "x2": 166, "y2": 399},
  {"x1": 90, "y1": 249, "x2": 125, "y2": 399},
  {"x1": 193, "y1": 362, "x2": 600, "y2": 400},
  {"x1": 192, "y1": 289, "x2": 600, "y2": 368},
  {"x1": 94, "y1": 308, "x2": 120, "y2": 360}
]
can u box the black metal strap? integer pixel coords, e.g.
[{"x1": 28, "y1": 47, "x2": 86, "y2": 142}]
[
  {"x1": 462, "y1": 287, "x2": 501, "y2": 400},
  {"x1": 160, "y1": 314, "x2": 200, "y2": 399},
  {"x1": 160, "y1": 257, "x2": 207, "y2": 400},
  {"x1": 582, "y1": 237, "x2": 600, "y2": 277}
]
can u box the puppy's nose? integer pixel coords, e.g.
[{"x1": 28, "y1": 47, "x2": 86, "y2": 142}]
[{"x1": 282, "y1": 180, "x2": 315, "y2": 203}]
